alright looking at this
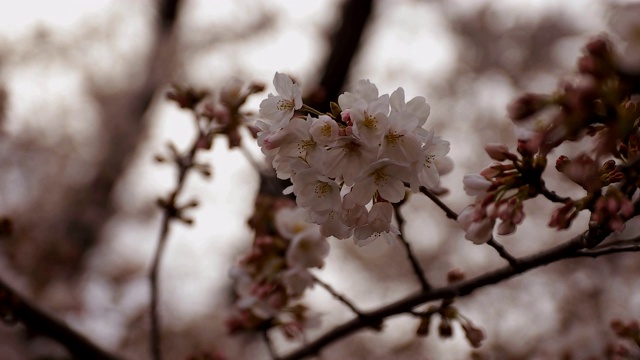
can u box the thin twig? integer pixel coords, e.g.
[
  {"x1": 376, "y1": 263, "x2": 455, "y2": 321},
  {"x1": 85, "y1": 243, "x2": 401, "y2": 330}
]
[
  {"x1": 262, "y1": 329, "x2": 278, "y2": 359},
  {"x1": 393, "y1": 200, "x2": 431, "y2": 291},
  {"x1": 419, "y1": 186, "x2": 459, "y2": 220},
  {"x1": 278, "y1": 227, "x2": 612, "y2": 360},
  {"x1": 486, "y1": 238, "x2": 519, "y2": 268},
  {"x1": 572, "y1": 237, "x2": 640, "y2": 258},
  {"x1": 313, "y1": 275, "x2": 362, "y2": 316},
  {"x1": 149, "y1": 120, "x2": 203, "y2": 360}
]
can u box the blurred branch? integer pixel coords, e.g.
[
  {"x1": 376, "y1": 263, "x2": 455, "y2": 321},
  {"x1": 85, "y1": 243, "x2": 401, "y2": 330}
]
[
  {"x1": 262, "y1": 329, "x2": 277, "y2": 360},
  {"x1": 306, "y1": 0, "x2": 374, "y2": 111},
  {"x1": 0, "y1": 277, "x2": 121, "y2": 360},
  {"x1": 278, "y1": 227, "x2": 613, "y2": 360},
  {"x1": 149, "y1": 115, "x2": 202, "y2": 360}
]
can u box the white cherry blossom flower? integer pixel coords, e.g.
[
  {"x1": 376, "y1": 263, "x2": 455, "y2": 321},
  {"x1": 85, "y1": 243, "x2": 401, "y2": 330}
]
[
  {"x1": 272, "y1": 154, "x2": 309, "y2": 180},
  {"x1": 341, "y1": 192, "x2": 368, "y2": 228},
  {"x1": 324, "y1": 137, "x2": 378, "y2": 186},
  {"x1": 338, "y1": 79, "x2": 379, "y2": 110},
  {"x1": 279, "y1": 116, "x2": 326, "y2": 168},
  {"x1": 309, "y1": 115, "x2": 340, "y2": 147},
  {"x1": 308, "y1": 208, "x2": 353, "y2": 239},
  {"x1": 353, "y1": 202, "x2": 399, "y2": 246},
  {"x1": 281, "y1": 267, "x2": 315, "y2": 297},
  {"x1": 351, "y1": 96, "x2": 390, "y2": 145},
  {"x1": 411, "y1": 132, "x2": 451, "y2": 190},
  {"x1": 275, "y1": 206, "x2": 317, "y2": 240},
  {"x1": 390, "y1": 87, "x2": 431, "y2": 127},
  {"x1": 380, "y1": 109, "x2": 422, "y2": 164},
  {"x1": 256, "y1": 121, "x2": 287, "y2": 155},
  {"x1": 350, "y1": 159, "x2": 412, "y2": 205},
  {"x1": 286, "y1": 229, "x2": 329, "y2": 269},
  {"x1": 259, "y1": 72, "x2": 303, "y2": 129},
  {"x1": 292, "y1": 169, "x2": 342, "y2": 212}
]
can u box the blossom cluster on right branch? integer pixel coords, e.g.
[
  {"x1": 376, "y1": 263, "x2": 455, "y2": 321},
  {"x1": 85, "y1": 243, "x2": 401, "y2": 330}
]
[{"x1": 459, "y1": 35, "x2": 640, "y2": 244}]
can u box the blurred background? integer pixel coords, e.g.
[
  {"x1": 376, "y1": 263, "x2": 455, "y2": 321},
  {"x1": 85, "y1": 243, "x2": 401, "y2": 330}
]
[{"x1": 0, "y1": 0, "x2": 637, "y2": 359}]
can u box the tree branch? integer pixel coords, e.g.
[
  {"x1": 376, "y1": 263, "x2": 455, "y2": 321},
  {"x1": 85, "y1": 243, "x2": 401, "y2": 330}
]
[
  {"x1": 419, "y1": 187, "x2": 458, "y2": 220},
  {"x1": 0, "y1": 277, "x2": 122, "y2": 360},
  {"x1": 393, "y1": 199, "x2": 431, "y2": 290},
  {"x1": 486, "y1": 238, "x2": 519, "y2": 268},
  {"x1": 305, "y1": 0, "x2": 375, "y2": 111},
  {"x1": 278, "y1": 228, "x2": 611, "y2": 360}
]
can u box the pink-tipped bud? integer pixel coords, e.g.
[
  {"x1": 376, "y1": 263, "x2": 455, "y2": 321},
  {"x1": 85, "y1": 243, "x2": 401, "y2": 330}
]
[{"x1": 484, "y1": 143, "x2": 511, "y2": 161}]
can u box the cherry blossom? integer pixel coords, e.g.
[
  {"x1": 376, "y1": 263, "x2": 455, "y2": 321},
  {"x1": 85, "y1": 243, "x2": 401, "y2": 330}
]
[{"x1": 259, "y1": 72, "x2": 303, "y2": 130}]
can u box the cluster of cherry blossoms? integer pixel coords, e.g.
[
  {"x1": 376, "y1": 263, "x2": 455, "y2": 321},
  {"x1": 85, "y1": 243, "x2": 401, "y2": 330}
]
[
  {"x1": 256, "y1": 73, "x2": 450, "y2": 245},
  {"x1": 227, "y1": 202, "x2": 327, "y2": 337},
  {"x1": 458, "y1": 33, "x2": 640, "y2": 244}
]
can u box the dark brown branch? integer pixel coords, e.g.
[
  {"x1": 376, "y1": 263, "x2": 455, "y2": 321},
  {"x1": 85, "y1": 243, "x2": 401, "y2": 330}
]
[
  {"x1": 0, "y1": 277, "x2": 121, "y2": 360},
  {"x1": 278, "y1": 228, "x2": 611, "y2": 360},
  {"x1": 306, "y1": 0, "x2": 374, "y2": 111},
  {"x1": 419, "y1": 187, "x2": 459, "y2": 220},
  {"x1": 393, "y1": 200, "x2": 431, "y2": 290},
  {"x1": 486, "y1": 238, "x2": 519, "y2": 268},
  {"x1": 417, "y1": 187, "x2": 519, "y2": 266},
  {"x1": 314, "y1": 275, "x2": 362, "y2": 316}
]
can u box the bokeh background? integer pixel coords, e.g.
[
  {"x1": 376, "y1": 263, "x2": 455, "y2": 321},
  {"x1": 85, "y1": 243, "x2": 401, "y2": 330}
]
[{"x1": 0, "y1": 0, "x2": 637, "y2": 359}]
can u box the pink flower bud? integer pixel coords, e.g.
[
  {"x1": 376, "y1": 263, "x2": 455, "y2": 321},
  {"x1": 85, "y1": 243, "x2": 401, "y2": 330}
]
[{"x1": 484, "y1": 143, "x2": 511, "y2": 161}]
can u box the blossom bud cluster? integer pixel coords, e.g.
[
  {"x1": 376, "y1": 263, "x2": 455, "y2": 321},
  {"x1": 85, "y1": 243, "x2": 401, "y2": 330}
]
[
  {"x1": 257, "y1": 73, "x2": 450, "y2": 245},
  {"x1": 226, "y1": 204, "x2": 327, "y2": 336},
  {"x1": 458, "y1": 144, "x2": 528, "y2": 244}
]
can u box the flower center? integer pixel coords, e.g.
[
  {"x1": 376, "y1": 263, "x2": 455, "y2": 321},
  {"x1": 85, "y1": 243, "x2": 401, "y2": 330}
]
[{"x1": 277, "y1": 99, "x2": 294, "y2": 111}]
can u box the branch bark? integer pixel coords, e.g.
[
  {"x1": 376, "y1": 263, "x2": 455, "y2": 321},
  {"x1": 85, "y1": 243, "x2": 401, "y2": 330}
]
[
  {"x1": 305, "y1": 0, "x2": 375, "y2": 111},
  {"x1": 278, "y1": 228, "x2": 611, "y2": 360}
]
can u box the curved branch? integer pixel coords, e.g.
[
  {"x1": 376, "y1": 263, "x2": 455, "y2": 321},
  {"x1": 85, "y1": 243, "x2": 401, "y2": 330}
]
[
  {"x1": 393, "y1": 200, "x2": 431, "y2": 290},
  {"x1": 486, "y1": 238, "x2": 519, "y2": 268},
  {"x1": 278, "y1": 228, "x2": 610, "y2": 360},
  {"x1": 0, "y1": 277, "x2": 121, "y2": 360}
]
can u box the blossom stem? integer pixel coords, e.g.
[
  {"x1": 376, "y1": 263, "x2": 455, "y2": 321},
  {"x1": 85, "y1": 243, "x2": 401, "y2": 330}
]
[
  {"x1": 538, "y1": 183, "x2": 572, "y2": 203},
  {"x1": 301, "y1": 104, "x2": 328, "y2": 117},
  {"x1": 486, "y1": 238, "x2": 519, "y2": 268},
  {"x1": 393, "y1": 199, "x2": 432, "y2": 291},
  {"x1": 314, "y1": 275, "x2": 363, "y2": 316}
]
